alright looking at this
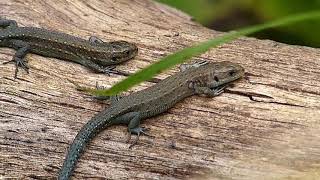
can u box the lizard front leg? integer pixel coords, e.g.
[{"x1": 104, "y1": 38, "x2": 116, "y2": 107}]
[
  {"x1": 3, "y1": 40, "x2": 30, "y2": 78},
  {"x1": 75, "y1": 55, "x2": 115, "y2": 75},
  {"x1": 193, "y1": 84, "x2": 227, "y2": 97}
]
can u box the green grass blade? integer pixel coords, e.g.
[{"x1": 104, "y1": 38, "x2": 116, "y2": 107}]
[{"x1": 90, "y1": 11, "x2": 320, "y2": 96}]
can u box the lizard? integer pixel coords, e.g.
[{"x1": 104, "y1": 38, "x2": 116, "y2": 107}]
[
  {"x1": 58, "y1": 61, "x2": 245, "y2": 179},
  {"x1": 0, "y1": 18, "x2": 138, "y2": 78}
]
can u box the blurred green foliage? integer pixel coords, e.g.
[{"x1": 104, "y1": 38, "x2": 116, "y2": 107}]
[
  {"x1": 157, "y1": 0, "x2": 320, "y2": 47},
  {"x1": 156, "y1": 0, "x2": 241, "y2": 24}
]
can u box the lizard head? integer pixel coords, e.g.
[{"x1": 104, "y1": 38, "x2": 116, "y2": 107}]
[
  {"x1": 190, "y1": 61, "x2": 245, "y2": 89},
  {"x1": 89, "y1": 40, "x2": 138, "y2": 67},
  {"x1": 107, "y1": 41, "x2": 138, "y2": 64}
]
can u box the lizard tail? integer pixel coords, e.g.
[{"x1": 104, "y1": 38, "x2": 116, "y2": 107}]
[{"x1": 58, "y1": 113, "x2": 114, "y2": 180}]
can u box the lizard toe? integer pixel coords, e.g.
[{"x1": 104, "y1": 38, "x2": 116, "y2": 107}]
[
  {"x1": 103, "y1": 66, "x2": 116, "y2": 76},
  {"x1": 127, "y1": 127, "x2": 151, "y2": 149}
]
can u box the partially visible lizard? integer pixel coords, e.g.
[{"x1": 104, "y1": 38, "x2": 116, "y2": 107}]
[
  {"x1": 58, "y1": 61, "x2": 245, "y2": 180},
  {"x1": 0, "y1": 18, "x2": 138, "y2": 78}
]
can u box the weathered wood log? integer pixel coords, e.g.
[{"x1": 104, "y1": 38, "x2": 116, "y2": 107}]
[{"x1": 1, "y1": 0, "x2": 320, "y2": 179}]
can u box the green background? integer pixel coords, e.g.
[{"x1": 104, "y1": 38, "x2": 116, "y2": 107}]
[{"x1": 157, "y1": 0, "x2": 320, "y2": 47}]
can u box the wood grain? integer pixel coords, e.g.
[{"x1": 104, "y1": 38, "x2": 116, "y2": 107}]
[{"x1": 1, "y1": 0, "x2": 320, "y2": 179}]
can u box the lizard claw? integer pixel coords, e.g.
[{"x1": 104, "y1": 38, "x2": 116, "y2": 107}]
[
  {"x1": 4, "y1": 57, "x2": 29, "y2": 78},
  {"x1": 103, "y1": 66, "x2": 116, "y2": 76},
  {"x1": 127, "y1": 127, "x2": 151, "y2": 149},
  {"x1": 210, "y1": 84, "x2": 227, "y2": 96}
]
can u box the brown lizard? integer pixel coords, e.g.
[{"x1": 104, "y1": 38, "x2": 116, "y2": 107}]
[{"x1": 58, "y1": 61, "x2": 245, "y2": 179}]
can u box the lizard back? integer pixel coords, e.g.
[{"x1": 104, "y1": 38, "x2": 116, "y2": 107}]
[{"x1": 0, "y1": 26, "x2": 137, "y2": 66}]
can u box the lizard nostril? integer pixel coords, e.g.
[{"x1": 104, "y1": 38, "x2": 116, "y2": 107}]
[{"x1": 111, "y1": 57, "x2": 118, "y2": 62}]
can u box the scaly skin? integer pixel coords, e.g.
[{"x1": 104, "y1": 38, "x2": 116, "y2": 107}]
[
  {"x1": 0, "y1": 18, "x2": 138, "y2": 78},
  {"x1": 58, "y1": 61, "x2": 245, "y2": 179}
]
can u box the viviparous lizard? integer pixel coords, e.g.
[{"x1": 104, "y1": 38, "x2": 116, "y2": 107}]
[
  {"x1": 58, "y1": 61, "x2": 245, "y2": 179},
  {"x1": 0, "y1": 18, "x2": 138, "y2": 78}
]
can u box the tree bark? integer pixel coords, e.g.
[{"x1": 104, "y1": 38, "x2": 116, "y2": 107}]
[{"x1": 1, "y1": 0, "x2": 320, "y2": 179}]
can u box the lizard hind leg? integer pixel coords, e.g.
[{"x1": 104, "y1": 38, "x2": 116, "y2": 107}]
[
  {"x1": 117, "y1": 112, "x2": 150, "y2": 148},
  {"x1": 127, "y1": 126, "x2": 151, "y2": 149}
]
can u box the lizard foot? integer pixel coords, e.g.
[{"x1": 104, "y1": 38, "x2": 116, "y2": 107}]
[
  {"x1": 103, "y1": 66, "x2": 116, "y2": 76},
  {"x1": 3, "y1": 57, "x2": 29, "y2": 78},
  {"x1": 127, "y1": 127, "x2": 151, "y2": 149}
]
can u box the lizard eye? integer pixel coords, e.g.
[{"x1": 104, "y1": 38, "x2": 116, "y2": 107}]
[
  {"x1": 229, "y1": 70, "x2": 236, "y2": 76},
  {"x1": 214, "y1": 76, "x2": 219, "y2": 82}
]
